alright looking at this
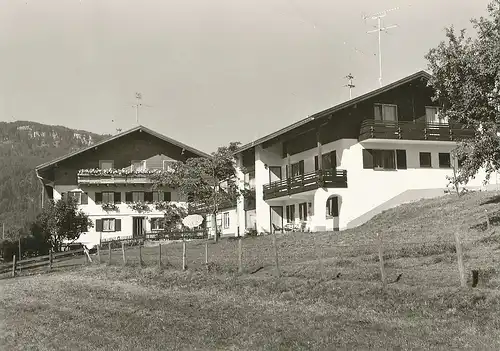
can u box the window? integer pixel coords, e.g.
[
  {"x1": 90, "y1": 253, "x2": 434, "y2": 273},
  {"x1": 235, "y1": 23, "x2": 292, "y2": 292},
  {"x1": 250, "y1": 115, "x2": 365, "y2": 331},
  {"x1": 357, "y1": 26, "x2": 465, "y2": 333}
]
[
  {"x1": 363, "y1": 149, "x2": 399, "y2": 170},
  {"x1": 419, "y1": 152, "x2": 432, "y2": 168},
  {"x1": 286, "y1": 204, "x2": 295, "y2": 223},
  {"x1": 131, "y1": 160, "x2": 146, "y2": 170},
  {"x1": 103, "y1": 218, "x2": 115, "y2": 232},
  {"x1": 163, "y1": 160, "x2": 176, "y2": 171},
  {"x1": 439, "y1": 153, "x2": 451, "y2": 168},
  {"x1": 152, "y1": 191, "x2": 163, "y2": 202},
  {"x1": 151, "y1": 218, "x2": 164, "y2": 231},
  {"x1": 68, "y1": 191, "x2": 88, "y2": 204},
  {"x1": 374, "y1": 150, "x2": 396, "y2": 170},
  {"x1": 132, "y1": 191, "x2": 144, "y2": 202},
  {"x1": 223, "y1": 212, "x2": 230, "y2": 229},
  {"x1": 287, "y1": 161, "x2": 304, "y2": 178},
  {"x1": 426, "y1": 106, "x2": 448, "y2": 124},
  {"x1": 326, "y1": 197, "x2": 339, "y2": 217},
  {"x1": 99, "y1": 160, "x2": 114, "y2": 170},
  {"x1": 315, "y1": 151, "x2": 337, "y2": 171},
  {"x1": 102, "y1": 192, "x2": 115, "y2": 204},
  {"x1": 298, "y1": 202, "x2": 308, "y2": 221},
  {"x1": 374, "y1": 104, "x2": 398, "y2": 121}
]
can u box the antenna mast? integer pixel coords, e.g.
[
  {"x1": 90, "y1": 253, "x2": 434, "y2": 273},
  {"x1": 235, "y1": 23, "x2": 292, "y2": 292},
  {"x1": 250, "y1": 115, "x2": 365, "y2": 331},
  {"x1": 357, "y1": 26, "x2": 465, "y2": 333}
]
[
  {"x1": 132, "y1": 92, "x2": 152, "y2": 125},
  {"x1": 363, "y1": 7, "x2": 399, "y2": 87},
  {"x1": 344, "y1": 73, "x2": 355, "y2": 99}
]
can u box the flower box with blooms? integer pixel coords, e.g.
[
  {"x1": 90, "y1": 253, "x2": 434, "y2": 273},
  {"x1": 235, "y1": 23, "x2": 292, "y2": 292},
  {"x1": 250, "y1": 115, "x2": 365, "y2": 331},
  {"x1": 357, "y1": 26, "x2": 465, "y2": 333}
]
[
  {"x1": 154, "y1": 201, "x2": 171, "y2": 212},
  {"x1": 128, "y1": 202, "x2": 151, "y2": 213},
  {"x1": 101, "y1": 203, "x2": 119, "y2": 212},
  {"x1": 78, "y1": 168, "x2": 171, "y2": 177}
]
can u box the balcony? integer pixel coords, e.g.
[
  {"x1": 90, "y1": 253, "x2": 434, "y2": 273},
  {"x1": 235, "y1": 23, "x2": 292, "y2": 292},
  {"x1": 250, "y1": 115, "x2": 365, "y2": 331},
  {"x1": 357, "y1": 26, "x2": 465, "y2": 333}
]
[
  {"x1": 263, "y1": 169, "x2": 347, "y2": 200},
  {"x1": 77, "y1": 168, "x2": 167, "y2": 185},
  {"x1": 359, "y1": 120, "x2": 475, "y2": 142}
]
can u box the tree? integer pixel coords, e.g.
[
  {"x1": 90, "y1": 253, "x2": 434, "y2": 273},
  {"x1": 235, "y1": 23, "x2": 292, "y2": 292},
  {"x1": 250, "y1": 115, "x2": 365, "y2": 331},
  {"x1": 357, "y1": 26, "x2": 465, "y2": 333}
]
[
  {"x1": 35, "y1": 196, "x2": 93, "y2": 252},
  {"x1": 152, "y1": 142, "x2": 241, "y2": 242},
  {"x1": 425, "y1": 0, "x2": 500, "y2": 192}
]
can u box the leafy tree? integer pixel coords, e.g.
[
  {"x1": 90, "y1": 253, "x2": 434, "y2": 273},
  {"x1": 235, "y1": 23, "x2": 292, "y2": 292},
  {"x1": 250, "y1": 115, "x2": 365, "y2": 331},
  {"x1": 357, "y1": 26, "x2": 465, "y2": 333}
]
[
  {"x1": 34, "y1": 196, "x2": 93, "y2": 252},
  {"x1": 154, "y1": 203, "x2": 188, "y2": 231},
  {"x1": 425, "y1": 0, "x2": 500, "y2": 191},
  {"x1": 152, "y1": 142, "x2": 241, "y2": 242}
]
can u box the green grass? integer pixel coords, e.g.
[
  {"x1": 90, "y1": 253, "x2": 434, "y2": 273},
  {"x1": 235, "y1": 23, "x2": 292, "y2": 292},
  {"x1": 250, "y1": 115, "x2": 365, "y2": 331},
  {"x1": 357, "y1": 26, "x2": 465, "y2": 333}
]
[{"x1": 2, "y1": 190, "x2": 500, "y2": 350}]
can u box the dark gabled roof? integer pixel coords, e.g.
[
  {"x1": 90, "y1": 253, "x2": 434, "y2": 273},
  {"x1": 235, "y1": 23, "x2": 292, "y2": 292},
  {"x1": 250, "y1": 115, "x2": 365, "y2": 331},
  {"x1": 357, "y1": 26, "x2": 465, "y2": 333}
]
[
  {"x1": 236, "y1": 70, "x2": 432, "y2": 153},
  {"x1": 35, "y1": 125, "x2": 211, "y2": 172}
]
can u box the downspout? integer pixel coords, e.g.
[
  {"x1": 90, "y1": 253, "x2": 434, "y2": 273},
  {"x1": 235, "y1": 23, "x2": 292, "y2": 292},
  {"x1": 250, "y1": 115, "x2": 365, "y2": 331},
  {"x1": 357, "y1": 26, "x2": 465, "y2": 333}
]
[{"x1": 35, "y1": 169, "x2": 46, "y2": 209}]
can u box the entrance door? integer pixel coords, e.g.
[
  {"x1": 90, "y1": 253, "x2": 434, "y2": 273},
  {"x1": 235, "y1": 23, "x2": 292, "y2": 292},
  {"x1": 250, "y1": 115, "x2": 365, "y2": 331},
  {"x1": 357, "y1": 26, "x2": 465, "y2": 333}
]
[
  {"x1": 270, "y1": 206, "x2": 284, "y2": 233},
  {"x1": 133, "y1": 217, "x2": 145, "y2": 237},
  {"x1": 269, "y1": 166, "x2": 282, "y2": 184}
]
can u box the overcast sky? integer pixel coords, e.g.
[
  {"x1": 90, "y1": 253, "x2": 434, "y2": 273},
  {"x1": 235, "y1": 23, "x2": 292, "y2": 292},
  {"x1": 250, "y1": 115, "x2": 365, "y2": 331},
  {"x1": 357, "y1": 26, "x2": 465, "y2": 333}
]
[{"x1": 0, "y1": 0, "x2": 492, "y2": 152}]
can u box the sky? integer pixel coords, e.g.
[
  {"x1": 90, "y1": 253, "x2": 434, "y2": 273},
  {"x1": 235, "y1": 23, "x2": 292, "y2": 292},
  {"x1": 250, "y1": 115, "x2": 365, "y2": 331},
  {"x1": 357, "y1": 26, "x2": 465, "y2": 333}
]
[{"x1": 0, "y1": 0, "x2": 493, "y2": 153}]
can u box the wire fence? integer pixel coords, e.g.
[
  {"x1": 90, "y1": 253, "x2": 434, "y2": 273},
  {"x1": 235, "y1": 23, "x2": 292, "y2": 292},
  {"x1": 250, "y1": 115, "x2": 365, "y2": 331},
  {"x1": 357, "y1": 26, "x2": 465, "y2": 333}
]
[{"x1": 88, "y1": 230, "x2": 498, "y2": 289}]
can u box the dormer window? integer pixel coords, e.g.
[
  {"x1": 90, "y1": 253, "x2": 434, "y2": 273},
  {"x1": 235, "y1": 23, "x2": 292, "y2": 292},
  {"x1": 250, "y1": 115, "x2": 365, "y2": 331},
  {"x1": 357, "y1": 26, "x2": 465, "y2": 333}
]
[
  {"x1": 99, "y1": 160, "x2": 114, "y2": 169},
  {"x1": 374, "y1": 103, "x2": 398, "y2": 122}
]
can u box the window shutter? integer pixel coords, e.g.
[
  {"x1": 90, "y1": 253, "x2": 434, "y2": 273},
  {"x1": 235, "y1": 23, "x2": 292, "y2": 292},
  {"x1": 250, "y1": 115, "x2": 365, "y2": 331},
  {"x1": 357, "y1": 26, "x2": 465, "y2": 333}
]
[
  {"x1": 114, "y1": 192, "x2": 122, "y2": 204},
  {"x1": 144, "y1": 191, "x2": 154, "y2": 203},
  {"x1": 164, "y1": 192, "x2": 172, "y2": 202},
  {"x1": 396, "y1": 150, "x2": 407, "y2": 170},
  {"x1": 115, "y1": 219, "x2": 121, "y2": 232},
  {"x1": 81, "y1": 193, "x2": 88, "y2": 205},
  {"x1": 285, "y1": 165, "x2": 289, "y2": 178},
  {"x1": 125, "y1": 192, "x2": 133, "y2": 203},
  {"x1": 314, "y1": 156, "x2": 319, "y2": 171},
  {"x1": 95, "y1": 219, "x2": 103, "y2": 232},
  {"x1": 95, "y1": 192, "x2": 102, "y2": 204},
  {"x1": 362, "y1": 149, "x2": 374, "y2": 169},
  {"x1": 299, "y1": 160, "x2": 304, "y2": 175}
]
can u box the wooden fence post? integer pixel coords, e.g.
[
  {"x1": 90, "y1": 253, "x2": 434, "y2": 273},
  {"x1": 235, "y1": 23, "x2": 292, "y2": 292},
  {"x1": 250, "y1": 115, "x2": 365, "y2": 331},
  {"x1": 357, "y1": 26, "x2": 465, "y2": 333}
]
[
  {"x1": 472, "y1": 269, "x2": 479, "y2": 288},
  {"x1": 18, "y1": 238, "x2": 21, "y2": 273},
  {"x1": 205, "y1": 241, "x2": 209, "y2": 268},
  {"x1": 485, "y1": 209, "x2": 490, "y2": 231},
  {"x1": 377, "y1": 233, "x2": 386, "y2": 287},
  {"x1": 122, "y1": 242, "x2": 126, "y2": 266},
  {"x1": 238, "y1": 237, "x2": 243, "y2": 273},
  {"x1": 158, "y1": 244, "x2": 162, "y2": 269},
  {"x1": 454, "y1": 231, "x2": 467, "y2": 288},
  {"x1": 139, "y1": 244, "x2": 143, "y2": 267},
  {"x1": 97, "y1": 245, "x2": 101, "y2": 264},
  {"x1": 272, "y1": 231, "x2": 280, "y2": 278},
  {"x1": 49, "y1": 249, "x2": 53, "y2": 270},
  {"x1": 182, "y1": 240, "x2": 187, "y2": 271},
  {"x1": 12, "y1": 255, "x2": 16, "y2": 278},
  {"x1": 108, "y1": 242, "x2": 112, "y2": 265}
]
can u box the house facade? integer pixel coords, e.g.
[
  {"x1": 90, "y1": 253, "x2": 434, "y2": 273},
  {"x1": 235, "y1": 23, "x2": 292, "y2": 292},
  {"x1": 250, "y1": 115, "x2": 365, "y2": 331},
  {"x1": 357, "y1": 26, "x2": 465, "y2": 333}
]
[
  {"x1": 233, "y1": 71, "x2": 497, "y2": 234},
  {"x1": 35, "y1": 126, "x2": 210, "y2": 247}
]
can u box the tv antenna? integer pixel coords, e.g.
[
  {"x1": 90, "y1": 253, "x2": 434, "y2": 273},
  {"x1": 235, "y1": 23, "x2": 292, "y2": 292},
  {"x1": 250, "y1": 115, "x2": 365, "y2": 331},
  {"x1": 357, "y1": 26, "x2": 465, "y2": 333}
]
[
  {"x1": 132, "y1": 92, "x2": 152, "y2": 125},
  {"x1": 344, "y1": 73, "x2": 355, "y2": 99},
  {"x1": 363, "y1": 7, "x2": 399, "y2": 87}
]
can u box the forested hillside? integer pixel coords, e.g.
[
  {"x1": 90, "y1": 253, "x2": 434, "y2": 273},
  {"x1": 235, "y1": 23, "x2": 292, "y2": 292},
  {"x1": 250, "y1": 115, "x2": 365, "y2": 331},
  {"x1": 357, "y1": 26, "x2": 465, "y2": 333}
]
[{"x1": 0, "y1": 121, "x2": 109, "y2": 239}]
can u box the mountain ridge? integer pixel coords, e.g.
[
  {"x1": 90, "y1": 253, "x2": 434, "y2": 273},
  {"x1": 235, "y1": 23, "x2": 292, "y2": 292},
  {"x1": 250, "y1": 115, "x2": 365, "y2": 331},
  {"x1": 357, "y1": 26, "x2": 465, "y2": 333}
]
[{"x1": 0, "y1": 120, "x2": 110, "y2": 238}]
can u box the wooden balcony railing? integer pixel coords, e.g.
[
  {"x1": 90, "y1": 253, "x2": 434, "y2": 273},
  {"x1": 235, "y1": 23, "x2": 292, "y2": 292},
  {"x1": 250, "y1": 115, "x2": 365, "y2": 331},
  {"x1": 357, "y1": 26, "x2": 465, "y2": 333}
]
[
  {"x1": 263, "y1": 169, "x2": 347, "y2": 200},
  {"x1": 359, "y1": 120, "x2": 475, "y2": 142}
]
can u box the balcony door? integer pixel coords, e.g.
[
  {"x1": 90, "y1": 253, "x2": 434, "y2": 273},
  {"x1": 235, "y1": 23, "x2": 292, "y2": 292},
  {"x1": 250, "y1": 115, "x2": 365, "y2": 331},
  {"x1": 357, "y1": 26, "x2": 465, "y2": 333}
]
[
  {"x1": 426, "y1": 106, "x2": 448, "y2": 124},
  {"x1": 374, "y1": 104, "x2": 398, "y2": 122},
  {"x1": 286, "y1": 160, "x2": 304, "y2": 179},
  {"x1": 133, "y1": 217, "x2": 146, "y2": 238}
]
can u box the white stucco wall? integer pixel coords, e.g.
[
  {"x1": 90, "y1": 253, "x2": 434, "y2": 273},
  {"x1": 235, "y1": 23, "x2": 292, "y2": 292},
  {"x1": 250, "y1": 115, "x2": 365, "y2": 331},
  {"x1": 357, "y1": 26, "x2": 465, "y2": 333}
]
[
  {"x1": 239, "y1": 138, "x2": 498, "y2": 233},
  {"x1": 206, "y1": 209, "x2": 238, "y2": 237},
  {"x1": 53, "y1": 185, "x2": 185, "y2": 246}
]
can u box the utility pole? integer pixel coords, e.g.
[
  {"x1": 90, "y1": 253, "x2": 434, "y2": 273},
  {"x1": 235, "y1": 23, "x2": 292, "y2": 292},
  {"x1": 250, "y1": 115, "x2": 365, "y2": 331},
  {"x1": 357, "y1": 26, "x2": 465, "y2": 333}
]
[
  {"x1": 363, "y1": 7, "x2": 399, "y2": 87},
  {"x1": 132, "y1": 92, "x2": 152, "y2": 125},
  {"x1": 344, "y1": 73, "x2": 355, "y2": 99}
]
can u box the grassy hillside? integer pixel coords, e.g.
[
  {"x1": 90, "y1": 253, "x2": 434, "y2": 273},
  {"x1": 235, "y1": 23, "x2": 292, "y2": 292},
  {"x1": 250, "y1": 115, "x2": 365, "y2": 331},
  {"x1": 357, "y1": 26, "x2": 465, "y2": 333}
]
[
  {"x1": 0, "y1": 121, "x2": 109, "y2": 238},
  {"x1": 1, "y1": 190, "x2": 500, "y2": 350}
]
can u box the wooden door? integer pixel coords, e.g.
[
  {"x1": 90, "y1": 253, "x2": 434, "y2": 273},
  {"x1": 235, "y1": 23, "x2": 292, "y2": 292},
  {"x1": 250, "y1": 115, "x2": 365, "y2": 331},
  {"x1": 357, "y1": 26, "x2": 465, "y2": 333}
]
[{"x1": 269, "y1": 206, "x2": 284, "y2": 233}]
